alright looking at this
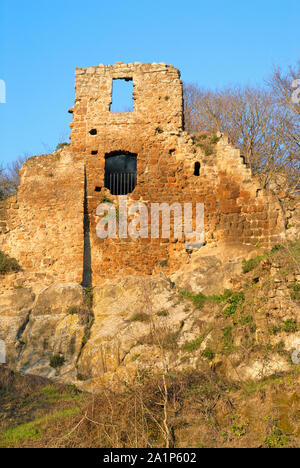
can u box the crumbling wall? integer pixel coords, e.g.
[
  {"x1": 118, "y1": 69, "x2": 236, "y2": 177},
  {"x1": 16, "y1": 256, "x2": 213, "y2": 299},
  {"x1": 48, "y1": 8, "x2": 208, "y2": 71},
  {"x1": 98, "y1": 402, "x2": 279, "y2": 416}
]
[
  {"x1": 69, "y1": 62, "x2": 285, "y2": 282},
  {"x1": 0, "y1": 150, "x2": 84, "y2": 283},
  {"x1": 0, "y1": 62, "x2": 285, "y2": 284}
]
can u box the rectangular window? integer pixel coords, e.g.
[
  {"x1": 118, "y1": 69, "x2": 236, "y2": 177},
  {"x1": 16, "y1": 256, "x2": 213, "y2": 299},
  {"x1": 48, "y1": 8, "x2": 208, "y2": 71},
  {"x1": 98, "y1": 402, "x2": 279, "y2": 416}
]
[{"x1": 110, "y1": 78, "x2": 134, "y2": 113}]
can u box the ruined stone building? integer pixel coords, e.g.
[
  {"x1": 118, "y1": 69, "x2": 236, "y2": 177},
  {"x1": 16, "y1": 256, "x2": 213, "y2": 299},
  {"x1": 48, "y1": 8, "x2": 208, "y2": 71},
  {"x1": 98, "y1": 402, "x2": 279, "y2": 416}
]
[{"x1": 0, "y1": 62, "x2": 285, "y2": 287}]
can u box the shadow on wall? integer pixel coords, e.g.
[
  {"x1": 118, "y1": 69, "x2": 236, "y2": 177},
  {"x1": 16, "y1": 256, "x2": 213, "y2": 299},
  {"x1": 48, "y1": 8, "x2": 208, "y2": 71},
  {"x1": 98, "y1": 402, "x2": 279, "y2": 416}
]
[{"x1": 82, "y1": 167, "x2": 92, "y2": 287}]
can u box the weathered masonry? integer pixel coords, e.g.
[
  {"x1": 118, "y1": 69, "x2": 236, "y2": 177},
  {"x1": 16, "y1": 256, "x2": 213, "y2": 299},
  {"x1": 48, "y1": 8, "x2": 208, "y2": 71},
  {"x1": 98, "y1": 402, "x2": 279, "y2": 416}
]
[{"x1": 0, "y1": 62, "x2": 285, "y2": 285}]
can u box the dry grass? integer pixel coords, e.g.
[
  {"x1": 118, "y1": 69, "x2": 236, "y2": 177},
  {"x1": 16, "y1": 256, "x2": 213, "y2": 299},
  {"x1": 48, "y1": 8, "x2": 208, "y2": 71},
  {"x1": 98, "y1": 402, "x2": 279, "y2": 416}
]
[{"x1": 0, "y1": 365, "x2": 299, "y2": 448}]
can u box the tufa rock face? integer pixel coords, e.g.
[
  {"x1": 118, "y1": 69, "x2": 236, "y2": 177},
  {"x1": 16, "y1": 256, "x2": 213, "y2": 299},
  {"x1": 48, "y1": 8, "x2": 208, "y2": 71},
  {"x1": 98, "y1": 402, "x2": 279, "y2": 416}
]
[
  {"x1": 0, "y1": 283, "x2": 87, "y2": 383},
  {"x1": 1, "y1": 242, "x2": 299, "y2": 392},
  {"x1": 32, "y1": 283, "x2": 85, "y2": 316}
]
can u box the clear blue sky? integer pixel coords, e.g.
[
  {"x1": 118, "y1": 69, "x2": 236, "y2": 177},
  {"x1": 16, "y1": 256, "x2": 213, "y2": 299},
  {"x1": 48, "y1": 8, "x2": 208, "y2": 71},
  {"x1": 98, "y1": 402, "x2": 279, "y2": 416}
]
[{"x1": 0, "y1": 0, "x2": 299, "y2": 165}]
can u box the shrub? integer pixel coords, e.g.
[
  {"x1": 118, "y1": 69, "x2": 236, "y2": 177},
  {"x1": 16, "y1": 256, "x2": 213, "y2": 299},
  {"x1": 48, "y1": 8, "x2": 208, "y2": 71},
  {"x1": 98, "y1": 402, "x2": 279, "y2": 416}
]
[
  {"x1": 264, "y1": 426, "x2": 288, "y2": 448},
  {"x1": 269, "y1": 325, "x2": 282, "y2": 335},
  {"x1": 288, "y1": 282, "x2": 300, "y2": 301},
  {"x1": 84, "y1": 286, "x2": 94, "y2": 308},
  {"x1": 130, "y1": 313, "x2": 150, "y2": 323},
  {"x1": 270, "y1": 244, "x2": 284, "y2": 254},
  {"x1": 67, "y1": 306, "x2": 79, "y2": 315},
  {"x1": 205, "y1": 146, "x2": 213, "y2": 156},
  {"x1": 210, "y1": 135, "x2": 220, "y2": 144},
  {"x1": 223, "y1": 304, "x2": 237, "y2": 317},
  {"x1": 283, "y1": 319, "x2": 298, "y2": 333},
  {"x1": 242, "y1": 256, "x2": 263, "y2": 273},
  {"x1": 49, "y1": 354, "x2": 65, "y2": 369},
  {"x1": 181, "y1": 290, "x2": 207, "y2": 309},
  {"x1": 100, "y1": 196, "x2": 113, "y2": 204},
  {"x1": 55, "y1": 142, "x2": 70, "y2": 150},
  {"x1": 157, "y1": 310, "x2": 168, "y2": 317},
  {"x1": 202, "y1": 348, "x2": 215, "y2": 360},
  {"x1": 0, "y1": 250, "x2": 21, "y2": 274},
  {"x1": 210, "y1": 289, "x2": 233, "y2": 303}
]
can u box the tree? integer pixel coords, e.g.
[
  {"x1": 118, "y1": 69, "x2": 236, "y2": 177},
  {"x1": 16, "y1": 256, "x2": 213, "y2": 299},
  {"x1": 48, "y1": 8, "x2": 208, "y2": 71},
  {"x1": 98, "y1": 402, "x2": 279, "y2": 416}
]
[
  {"x1": 0, "y1": 155, "x2": 28, "y2": 200},
  {"x1": 183, "y1": 62, "x2": 300, "y2": 194}
]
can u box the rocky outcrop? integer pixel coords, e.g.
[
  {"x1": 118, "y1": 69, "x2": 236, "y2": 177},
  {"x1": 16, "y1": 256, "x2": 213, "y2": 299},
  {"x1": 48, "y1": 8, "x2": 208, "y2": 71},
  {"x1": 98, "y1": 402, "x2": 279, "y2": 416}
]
[
  {"x1": 0, "y1": 243, "x2": 299, "y2": 392},
  {"x1": 0, "y1": 283, "x2": 88, "y2": 383}
]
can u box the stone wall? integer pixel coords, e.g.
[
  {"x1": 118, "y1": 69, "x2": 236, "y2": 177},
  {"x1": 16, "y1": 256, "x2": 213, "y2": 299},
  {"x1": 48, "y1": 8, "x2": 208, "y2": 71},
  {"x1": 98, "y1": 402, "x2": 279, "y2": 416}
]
[
  {"x1": 0, "y1": 150, "x2": 84, "y2": 284},
  {"x1": 0, "y1": 62, "x2": 285, "y2": 285}
]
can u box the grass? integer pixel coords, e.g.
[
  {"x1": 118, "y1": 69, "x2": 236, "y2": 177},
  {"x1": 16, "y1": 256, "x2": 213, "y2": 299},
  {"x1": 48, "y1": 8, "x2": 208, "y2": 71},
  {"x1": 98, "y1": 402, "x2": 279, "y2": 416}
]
[
  {"x1": 242, "y1": 255, "x2": 264, "y2": 273},
  {"x1": 222, "y1": 326, "x2": 233, "y2": 354},
  {"x1": 41, "y1": 386, "x2": 83, "y2": 403},
  {"x1": 84, "y1": 285, "x2": 94, "y2": 308},
  {"x1": 182, "y1": 337, "x2": 203, "y2": 352},
  {"x1": 1, "y1": 366, "x2": 299, "y2": 448},
  {"x1": 223, "y1": 292, "x2": 245, "y2": 317},
  {"x1": 0, "y1": 250, "x2": 21, "y2": 274},
  {"x1": 180, "y1": 288, "x2": 236, "y2": 310},
  {"x1": 0, "y1": 408, "x2": 80, "y2": 447}
]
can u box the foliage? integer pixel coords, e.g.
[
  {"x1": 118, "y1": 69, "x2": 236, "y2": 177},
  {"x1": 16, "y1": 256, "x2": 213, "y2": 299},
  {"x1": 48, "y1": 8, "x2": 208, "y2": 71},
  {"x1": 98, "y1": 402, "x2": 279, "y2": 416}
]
[
  {"x1": 49, "y1": 354, "x2": 65, "y2": 369},
  {"x1": 183, "y1": 61, "x2": 300, "y2": 194},
  {"x1": 283, "y1": 319, "x2": 298, "y2": 333},
  {"x1": 242, "y1": 256, "x2": 264, "y2": 273},
  {"x1": 130, "y1": 312, "x2": 150, "y2": 322},
  {"x1": 182, "y1": 337, "x2": 203, "y2": 352},
  {"x1": 0, "y1": 250, "x2": 21, "y2": 274}
]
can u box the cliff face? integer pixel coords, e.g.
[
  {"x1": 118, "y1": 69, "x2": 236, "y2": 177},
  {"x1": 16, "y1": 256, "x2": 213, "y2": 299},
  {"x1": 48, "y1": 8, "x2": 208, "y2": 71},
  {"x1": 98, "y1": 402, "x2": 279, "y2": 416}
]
[{"x1": 0, "y1": 241, "x2": 299, "y2": 393}]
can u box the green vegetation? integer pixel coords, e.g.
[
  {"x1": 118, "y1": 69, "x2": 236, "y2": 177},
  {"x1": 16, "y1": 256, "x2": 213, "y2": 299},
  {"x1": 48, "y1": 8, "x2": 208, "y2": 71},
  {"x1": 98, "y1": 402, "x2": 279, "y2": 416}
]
[
  {"x1": 269, "y1": 325, "x2": 282, "y2": 335},
  {"x1": 231, "y1": 423, "x2": 248, "y2": 437},
  {"x1": 270, "y1": 244, "x2": 284, "y2": 254},
  {"x1": 202, "y1": 348, "x2": 215, "y2": 360},
  {"x1": 99, "y1": 195, "x2": 113, "y2": 204},
  {"x1": 49, "y1": 354, "x2": 65, "y2": 369},
  {"x1": 41, "y1": 386, "x2": 83, "y2": 403},
  {"x1": 157, "y1": 310, "x2": 168, "y2": 317},
  {"x1": 223, "y1": 291, "x2": 245, "y2": 317},
  {"x1": 222, "y1": 326, "x2": 233, "y2": 354},
  {"x1": 182, "y1": 337, "x2": 203, "y2": 352},
  {"x1": 55, "y1": 142, "x2": 70, "y2": 150},
  {"x1": 205, "y1": 146, "x2": 213, "y2": 156},
  {"x1": 84, "y1": 285, "x2": 94, "y2": 308},
  {"x1": 288, "y1": 282, "x2": 300, "y2": 301},
  {"x1": 67, "y1": 306, "x2": 80, "y2": 315},
  {"x1": 132, "y1": 353, "x2": 140, "y2": 361},
  {"x1": 0, "y1": 250, "x2": 20, "y2": 274},
  {"x1": 0, "y1": 409, "x2": 79, "y2": 447},
  {"x1": 210, "y1": 135, "x2": 220, "y2": 144},
  {"x1": 283, "y1": 319, "x2": 298, "y2": 333},
  {"x1": 242, "y1": 255, "x2": 264, "y2": 273},
  {"x1": 264, "y1": 425, "x2": 289, "y2": 448},
  {"x1": 130, "y1": 312, "x2": 150, "y2": 323},
  {"x1": 180, "y1": 289, "x2": 245, "y2": 317}
]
